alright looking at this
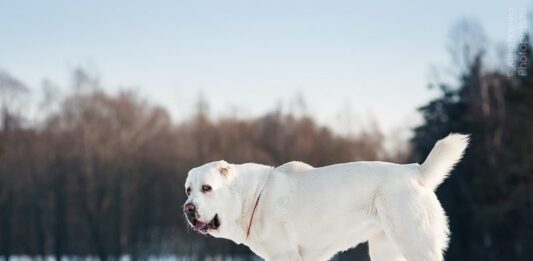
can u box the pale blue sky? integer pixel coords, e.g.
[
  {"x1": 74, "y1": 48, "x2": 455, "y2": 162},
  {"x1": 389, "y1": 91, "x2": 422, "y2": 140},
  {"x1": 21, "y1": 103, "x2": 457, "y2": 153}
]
[{"x1": 0, "y1": 0, "x2": 531, "y2": 137}]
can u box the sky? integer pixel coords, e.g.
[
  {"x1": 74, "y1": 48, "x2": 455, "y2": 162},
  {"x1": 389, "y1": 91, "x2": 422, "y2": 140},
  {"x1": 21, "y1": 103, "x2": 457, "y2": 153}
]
[{"x1": 0, "y1": 0, "x2": 531, "y2": 139}]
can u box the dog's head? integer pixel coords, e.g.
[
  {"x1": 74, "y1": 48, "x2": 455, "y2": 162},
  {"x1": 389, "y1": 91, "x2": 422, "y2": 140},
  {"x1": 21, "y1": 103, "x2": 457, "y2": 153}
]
[{"x1": 183, "y1": 160, "x2": 242, "y2": 238}]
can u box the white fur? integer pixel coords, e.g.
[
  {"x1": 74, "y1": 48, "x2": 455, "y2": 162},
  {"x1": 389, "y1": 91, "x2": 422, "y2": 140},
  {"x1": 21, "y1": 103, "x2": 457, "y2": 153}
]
[
  {"x1": 184, "y1": 134, "x2": 469, "y2": 260},
  {"x1": 420, "y1": 134, "x2": 469, "y2": 190}
]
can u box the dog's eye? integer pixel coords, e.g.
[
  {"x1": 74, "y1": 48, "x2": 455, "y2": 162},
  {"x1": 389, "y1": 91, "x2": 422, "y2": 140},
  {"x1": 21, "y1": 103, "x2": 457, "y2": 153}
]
[
  {"x1": 201, "y1": 185, "x2": 212, "y2": 193},
  {"x1": 186, "y1": 187, "x2": 191, "y2": 196}
]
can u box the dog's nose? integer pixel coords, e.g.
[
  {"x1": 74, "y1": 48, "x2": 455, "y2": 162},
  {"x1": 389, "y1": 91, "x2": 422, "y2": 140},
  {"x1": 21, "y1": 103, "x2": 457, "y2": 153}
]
[{"x1": 183, "y1": 203, "x2": 196, "y2": 213}]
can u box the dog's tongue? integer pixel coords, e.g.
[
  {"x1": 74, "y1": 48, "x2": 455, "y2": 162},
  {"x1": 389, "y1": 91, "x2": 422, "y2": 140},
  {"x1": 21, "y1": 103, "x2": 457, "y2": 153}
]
[{"x1": 194, "y1": 221, "x2": 207, "y2": 230}]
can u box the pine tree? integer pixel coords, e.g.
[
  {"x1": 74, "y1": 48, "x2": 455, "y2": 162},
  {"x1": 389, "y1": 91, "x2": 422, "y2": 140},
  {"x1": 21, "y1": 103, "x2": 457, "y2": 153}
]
[{"x1": 412, "y1": 35, "x2": 533, "y2": 260}]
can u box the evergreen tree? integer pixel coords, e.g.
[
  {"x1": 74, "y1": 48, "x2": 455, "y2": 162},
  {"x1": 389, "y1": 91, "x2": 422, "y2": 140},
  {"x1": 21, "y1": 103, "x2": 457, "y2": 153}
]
[{"x1": 412, "y1": 35, "x2": 533, "y2": 260}]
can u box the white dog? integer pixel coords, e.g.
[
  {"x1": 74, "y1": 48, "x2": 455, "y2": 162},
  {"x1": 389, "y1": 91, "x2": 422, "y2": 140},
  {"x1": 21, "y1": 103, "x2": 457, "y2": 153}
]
[{"x1": 183, "y1": 134, "x2": 469, "y2": 261}]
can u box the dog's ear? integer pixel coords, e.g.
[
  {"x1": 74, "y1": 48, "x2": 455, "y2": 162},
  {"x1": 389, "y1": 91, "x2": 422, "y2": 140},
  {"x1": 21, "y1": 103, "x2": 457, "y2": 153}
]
[
  {"x1": 217, "y1": 160, "x2": 232, "y2": 178},
  {"x1": 218, "y1": 166, "x2": 230, "y2": 176}
]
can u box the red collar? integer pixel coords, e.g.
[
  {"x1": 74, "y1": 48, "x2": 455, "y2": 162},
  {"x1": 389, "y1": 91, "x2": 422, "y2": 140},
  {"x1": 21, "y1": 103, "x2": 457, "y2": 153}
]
[
  {"x1": 246, "y1": 173, "x2": 271, "y2": 239},
  {"x1": 245, "y1": 192, "x2": 263, "y2": 239}
]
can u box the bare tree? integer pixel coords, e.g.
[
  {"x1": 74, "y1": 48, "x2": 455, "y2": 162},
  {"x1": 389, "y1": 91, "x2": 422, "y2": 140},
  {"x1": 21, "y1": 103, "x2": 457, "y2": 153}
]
[
  {"x1": 0, "y1": 70, "x2": 29, "y2": 131},
  {"x1": 447, "y1": 19, "x2": 488, "y2": 75}
]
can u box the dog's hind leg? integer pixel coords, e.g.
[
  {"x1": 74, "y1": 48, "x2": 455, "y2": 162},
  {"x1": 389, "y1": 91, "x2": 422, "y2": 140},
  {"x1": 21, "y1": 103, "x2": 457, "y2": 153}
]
[
  {"x1": 368, "y1": 231, "x2": 406, "y2": 261},
  {"x1": 375, "y1": 188, "x2": 448, "y2": 261}
]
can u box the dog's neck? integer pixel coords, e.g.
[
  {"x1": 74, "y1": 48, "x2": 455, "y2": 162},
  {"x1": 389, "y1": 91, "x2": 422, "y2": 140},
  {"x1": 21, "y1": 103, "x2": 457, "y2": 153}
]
[{"x1": 228, "y1": 163, "x2": 273, "y2": 244}]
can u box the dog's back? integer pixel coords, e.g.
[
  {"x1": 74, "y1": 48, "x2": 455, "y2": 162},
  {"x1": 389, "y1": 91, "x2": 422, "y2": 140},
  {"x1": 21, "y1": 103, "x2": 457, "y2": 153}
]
[
  {"x1": 270, "y1": 134, "x2": 469, "y2": 261},
  {"x1": 275, "y1": 161, "x2": 314, "y2": 174}
]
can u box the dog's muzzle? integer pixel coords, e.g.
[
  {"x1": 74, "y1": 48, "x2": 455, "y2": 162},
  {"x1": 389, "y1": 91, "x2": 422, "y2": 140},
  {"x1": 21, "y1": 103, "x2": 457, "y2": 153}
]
[{"x1": 183, "y1": 203, "x2": 220, "y2": 234}]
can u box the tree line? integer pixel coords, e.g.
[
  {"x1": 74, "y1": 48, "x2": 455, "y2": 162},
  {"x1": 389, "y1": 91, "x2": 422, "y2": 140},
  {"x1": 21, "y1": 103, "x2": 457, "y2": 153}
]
[{"x1": 0, "y1": 70, "x2": 401, "y2": 260}]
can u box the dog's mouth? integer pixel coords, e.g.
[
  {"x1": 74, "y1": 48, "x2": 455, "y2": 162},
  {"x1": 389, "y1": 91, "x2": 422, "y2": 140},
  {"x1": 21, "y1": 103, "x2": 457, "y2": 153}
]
[{"x1": 189, "y1": 214, "x2": 220, "y2": 234}]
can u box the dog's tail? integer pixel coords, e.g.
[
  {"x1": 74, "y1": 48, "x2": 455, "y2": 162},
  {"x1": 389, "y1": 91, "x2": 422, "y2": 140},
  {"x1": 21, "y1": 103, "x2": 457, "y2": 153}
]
[{"x1": 420, "y1": 133, "x2": 469, "y2": 190}]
